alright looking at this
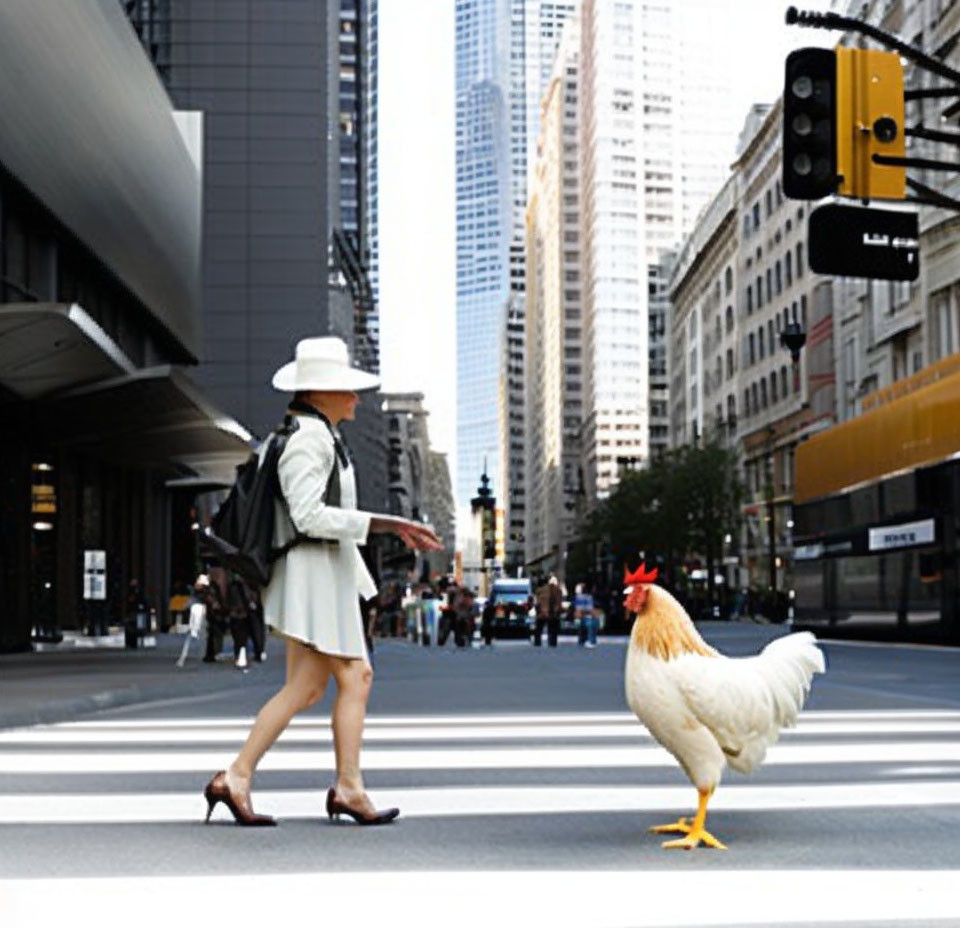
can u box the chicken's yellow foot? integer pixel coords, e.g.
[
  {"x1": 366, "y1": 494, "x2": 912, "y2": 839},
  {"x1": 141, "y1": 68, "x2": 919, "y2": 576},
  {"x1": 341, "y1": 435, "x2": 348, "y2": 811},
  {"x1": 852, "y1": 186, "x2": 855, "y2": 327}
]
[
  {"x1": 649, "y1": 817, "x2": 691, "y2": 835},
  {"x1": 661, "y1": 827, "x2": 727, "y2": 850},
  {"x1": 660, "y1": 788, "x2": 727, "y2": 851}
]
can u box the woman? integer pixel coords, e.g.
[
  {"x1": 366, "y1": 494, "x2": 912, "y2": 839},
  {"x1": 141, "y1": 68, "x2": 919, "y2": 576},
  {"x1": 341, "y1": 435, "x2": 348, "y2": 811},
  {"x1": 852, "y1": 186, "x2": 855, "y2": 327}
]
[{"x1": 204, "y1": 337, "x2": 441, "y2": 826}]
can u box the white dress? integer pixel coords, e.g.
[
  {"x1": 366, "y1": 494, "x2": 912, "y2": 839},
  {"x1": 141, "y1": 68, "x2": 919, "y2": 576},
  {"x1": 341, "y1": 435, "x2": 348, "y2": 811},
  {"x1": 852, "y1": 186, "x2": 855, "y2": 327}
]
[{"x1": 263, "y1": 415, "x2": 377, "y2": 659}]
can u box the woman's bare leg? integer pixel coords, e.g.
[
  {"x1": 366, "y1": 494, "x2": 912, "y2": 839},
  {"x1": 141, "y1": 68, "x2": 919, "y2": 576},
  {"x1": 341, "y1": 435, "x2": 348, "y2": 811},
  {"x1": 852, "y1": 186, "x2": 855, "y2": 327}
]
[
  {"x1": 225, "y1": 639, "x2": 330, "y2": 802},
  {"x1": 328, "y1": 657, "x2": 375, "y2": 812}
]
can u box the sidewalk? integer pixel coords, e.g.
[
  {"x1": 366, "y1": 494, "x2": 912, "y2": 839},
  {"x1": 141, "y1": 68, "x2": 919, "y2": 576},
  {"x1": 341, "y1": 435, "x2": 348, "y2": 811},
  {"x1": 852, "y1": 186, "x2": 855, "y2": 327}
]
[{"x1": 0, "y1": 633, "x2": 271, "y2": 731}]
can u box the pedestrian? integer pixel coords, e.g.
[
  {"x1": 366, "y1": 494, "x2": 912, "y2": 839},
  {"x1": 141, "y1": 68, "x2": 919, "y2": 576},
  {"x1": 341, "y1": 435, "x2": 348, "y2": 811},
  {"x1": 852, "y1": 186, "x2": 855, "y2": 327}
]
[
  {"x1": 454, "y1": 587, "x2": 475, "y2": 647},
  {"x1": 480, "y1": 596, "x2": 496, "y2": 647},
  {"x1": 533, "y1": 575, "x2": 562, "y2": 647},
  {"x1": 438, "y1": 584, "x2": 458, "y2": 646},
  {"x1": 420, "y1": 588, "x2": 439, "y2": 646},
  {"x1": 226, "y1": 573, "x2": 254, "y2": 668},
  {"x1": 203, "y1": 336, "x2": 442, "y2": 826},
  {"x1": 199, "y1": 574, "x2": 226, "y2": 663},
  {"x1": 574, "y1": 583, "x2": 597, "y2": 648},
  {"x1": 175, "y1": 579, "x2": 207, "y2": 668},
  {"x1": 248, "y1": 586, "x2": 267, "y2": 661}
]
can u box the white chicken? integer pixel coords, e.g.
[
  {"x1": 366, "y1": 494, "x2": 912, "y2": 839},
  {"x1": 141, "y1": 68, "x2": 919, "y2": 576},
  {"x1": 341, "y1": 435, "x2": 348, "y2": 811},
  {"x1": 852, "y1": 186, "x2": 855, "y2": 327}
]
[{"x1": 623, "y1": 563, "x2": 825, "y2": 850}]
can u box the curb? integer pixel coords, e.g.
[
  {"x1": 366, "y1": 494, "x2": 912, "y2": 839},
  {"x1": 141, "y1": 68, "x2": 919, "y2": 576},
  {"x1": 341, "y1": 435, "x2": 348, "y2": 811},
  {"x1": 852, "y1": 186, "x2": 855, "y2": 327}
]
[{"x1": 0, "y1": 662, "x2": 272, "y2": 732}]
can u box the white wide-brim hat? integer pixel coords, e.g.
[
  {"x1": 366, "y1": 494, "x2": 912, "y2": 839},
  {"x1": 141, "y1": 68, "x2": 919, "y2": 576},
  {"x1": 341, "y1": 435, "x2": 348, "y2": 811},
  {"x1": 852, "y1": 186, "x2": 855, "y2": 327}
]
[{"x1": 272, "y1": 336, "x2": 380, "y2": 393}]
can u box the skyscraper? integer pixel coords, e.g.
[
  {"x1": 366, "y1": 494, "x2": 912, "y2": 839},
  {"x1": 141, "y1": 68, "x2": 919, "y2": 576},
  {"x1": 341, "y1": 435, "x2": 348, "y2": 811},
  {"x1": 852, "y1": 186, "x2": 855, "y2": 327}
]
[
  {"x1": 123, "y1": 3, "x2": 379, "y2": 416},
  {"x1": 500, "y1": 0, "x2": 577, "y2": 571},
  {"x1": 457, "y1": 0, "x2": 575, "y2": 565},
  {"x1": 524, "y1": 14, "x2": 581, "y2": 576},
  {"x1": 456, "y1": 0, "x2": 511, "y2": 513},
  {"x1": 578, "y1": 0, "x2": 741, "y2": 500},
  {"x1": 124, "y1": 0, "x2": 386, "y2": 510}
]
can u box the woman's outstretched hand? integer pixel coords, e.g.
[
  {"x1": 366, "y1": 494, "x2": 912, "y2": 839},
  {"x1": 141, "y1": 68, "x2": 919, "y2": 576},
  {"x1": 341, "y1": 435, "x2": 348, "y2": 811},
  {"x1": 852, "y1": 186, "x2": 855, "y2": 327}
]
[{"x1": 369, "y1": 516, "x2": 443, "y2": 551}]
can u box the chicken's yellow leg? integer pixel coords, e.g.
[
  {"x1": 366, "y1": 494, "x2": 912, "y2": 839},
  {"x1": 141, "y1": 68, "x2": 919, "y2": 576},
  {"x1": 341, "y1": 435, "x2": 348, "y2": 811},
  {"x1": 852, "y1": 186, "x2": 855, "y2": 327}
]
[{"x1": 660, "y1": 787, "x2": 727, "y2": 850}]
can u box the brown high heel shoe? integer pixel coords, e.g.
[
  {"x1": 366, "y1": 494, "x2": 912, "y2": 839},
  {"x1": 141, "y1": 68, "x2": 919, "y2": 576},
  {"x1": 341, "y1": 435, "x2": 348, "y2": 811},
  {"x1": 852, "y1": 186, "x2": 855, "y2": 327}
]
[
  {"x1": 203, "y1": 771, "x2": 276, "y2": 826},
  {"x1": 326, "y1": 787, "x2": 399, "y2": 826}
]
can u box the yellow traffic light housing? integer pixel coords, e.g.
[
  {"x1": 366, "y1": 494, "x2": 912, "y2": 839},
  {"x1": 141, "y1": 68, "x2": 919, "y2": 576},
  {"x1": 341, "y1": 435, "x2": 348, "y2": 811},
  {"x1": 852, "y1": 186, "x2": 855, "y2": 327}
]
[{"x1": 835, "y1": 47, "x2": 906, "y2": 201}]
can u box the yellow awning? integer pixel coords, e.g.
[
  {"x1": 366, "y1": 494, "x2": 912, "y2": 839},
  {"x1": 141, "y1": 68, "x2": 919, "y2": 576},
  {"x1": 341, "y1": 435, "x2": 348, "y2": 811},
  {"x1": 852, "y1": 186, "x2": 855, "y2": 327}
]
[{"x1": 796, "y1": 356, "x2": 960, "y2": 504}]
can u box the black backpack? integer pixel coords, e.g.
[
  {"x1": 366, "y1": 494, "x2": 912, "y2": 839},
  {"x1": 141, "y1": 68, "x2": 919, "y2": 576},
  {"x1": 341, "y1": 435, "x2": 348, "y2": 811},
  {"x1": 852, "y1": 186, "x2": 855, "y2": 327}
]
[{"x1": 200, "y1": 413, "x2": 340, "y2": 588}]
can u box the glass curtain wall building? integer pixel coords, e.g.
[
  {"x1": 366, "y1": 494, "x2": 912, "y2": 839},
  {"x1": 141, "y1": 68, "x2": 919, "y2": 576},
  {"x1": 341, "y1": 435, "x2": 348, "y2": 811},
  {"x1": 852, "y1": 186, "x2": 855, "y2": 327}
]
[
  {"x1": 456, "y1": 0, "x2": 512, "y2": 511},
  {"x1": 500, "y1": 0, "x2": 576, "y2": 571}
]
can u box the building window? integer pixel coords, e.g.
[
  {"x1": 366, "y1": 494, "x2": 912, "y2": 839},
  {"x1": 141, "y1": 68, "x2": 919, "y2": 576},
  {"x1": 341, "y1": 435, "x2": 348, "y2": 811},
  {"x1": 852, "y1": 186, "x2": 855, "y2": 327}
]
[
  {"x1": 726, "y1": 305, "x2": 734, "y2": 332},
  {"x1": 748, "y1": 332, "x2": 756, "y2": 365},
  {"x1": 761, "y1": 380, "x2": 768, "y2": 408},
  {"x1": 770, "y1": 371, "x2": 778, "y2": 403},
  {"x1": 785, "y1": 251, "x2": 792, "y2": 287},
  {"x1": 725, "y1": 266, "x2": 733, "y2": 294},
  {"x1": 775, "y1": 260, "x2": 782, "y2": 295},
  {"x1": 756, "y1": 275, "x2": 763, "y2": 308},
  {"x1": 726, "y1": 347, "x2": 734, "y2": 378},
  {"x1": 746, "y1": 286, "x2": 753, "y2": 314},
  {"x1": 780, "y1": 365, "x2": 788, "y2": 398},
  {"x1": 797, "y1": 241, "x2": 804, "y2": 277},
  {"x1": 758, "y1": 326, "x2": 765, "y2": 360}
]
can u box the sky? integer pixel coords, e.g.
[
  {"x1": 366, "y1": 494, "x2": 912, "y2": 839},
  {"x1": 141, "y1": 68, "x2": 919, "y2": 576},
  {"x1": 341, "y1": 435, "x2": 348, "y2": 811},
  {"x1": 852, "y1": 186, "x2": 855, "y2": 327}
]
[{"x1": 377, "y1": 0, "x2": 837, "y2": 493}]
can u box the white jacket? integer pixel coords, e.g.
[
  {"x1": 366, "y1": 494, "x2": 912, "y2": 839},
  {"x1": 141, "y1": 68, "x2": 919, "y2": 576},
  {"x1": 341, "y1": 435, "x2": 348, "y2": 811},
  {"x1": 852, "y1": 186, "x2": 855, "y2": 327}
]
[{"x1": 262, "y1": 415, "x2": 377, "y2": 659}]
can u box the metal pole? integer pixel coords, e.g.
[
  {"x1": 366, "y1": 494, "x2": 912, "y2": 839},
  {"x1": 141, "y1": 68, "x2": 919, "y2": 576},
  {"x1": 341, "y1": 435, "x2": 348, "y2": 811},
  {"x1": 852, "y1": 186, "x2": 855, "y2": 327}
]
[{"x1": 767, "y1": 440, "x2": 777, "y2": 600}]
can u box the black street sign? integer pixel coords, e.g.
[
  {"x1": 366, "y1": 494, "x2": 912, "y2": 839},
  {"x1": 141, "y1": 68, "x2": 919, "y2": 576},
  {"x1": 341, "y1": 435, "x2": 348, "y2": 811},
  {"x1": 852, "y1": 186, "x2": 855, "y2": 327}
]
[{"x1": 808, "y1": 203, "x2": 919, "y2": 281}]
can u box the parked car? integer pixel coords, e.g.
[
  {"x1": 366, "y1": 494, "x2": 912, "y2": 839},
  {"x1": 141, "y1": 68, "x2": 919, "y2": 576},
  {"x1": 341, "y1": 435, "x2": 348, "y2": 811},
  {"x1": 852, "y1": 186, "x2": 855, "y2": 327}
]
[{"x1": 487, "y1": 578, "x2": 534, "y2": 638}]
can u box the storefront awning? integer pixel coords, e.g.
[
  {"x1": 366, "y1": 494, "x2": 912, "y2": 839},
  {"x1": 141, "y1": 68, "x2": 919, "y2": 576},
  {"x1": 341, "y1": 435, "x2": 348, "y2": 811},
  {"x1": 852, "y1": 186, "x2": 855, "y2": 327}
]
[
  {"x1": 40, "y1": 365, "x2": 254, "y2": 480},
  {"x1": 0, "y1": 302, "x2": 134, "y2": 399},
  {"x1": 796, "y1": 355, "x2": 960, "y2": 504}
]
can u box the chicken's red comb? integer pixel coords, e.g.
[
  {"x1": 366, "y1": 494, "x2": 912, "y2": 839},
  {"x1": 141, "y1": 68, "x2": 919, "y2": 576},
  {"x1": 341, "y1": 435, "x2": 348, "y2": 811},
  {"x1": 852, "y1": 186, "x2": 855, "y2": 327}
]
[{"x1": 623, "y1": 562, "x2": 659, "y2": 586}]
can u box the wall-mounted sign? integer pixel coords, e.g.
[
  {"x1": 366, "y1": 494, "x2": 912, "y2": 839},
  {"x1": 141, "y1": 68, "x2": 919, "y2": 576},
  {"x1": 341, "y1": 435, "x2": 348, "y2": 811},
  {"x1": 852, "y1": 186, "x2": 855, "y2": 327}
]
[
  {"x1": 809, "y1": 204, "x2": 919, "y2": 281},
  {"x1": 868, "y1": 518, "x2": 935, "y2": 552},
  {"x1": 83, "y1": 549, "x2": 107, "y2": 601},
  {"x1": 794, "y1": 544, "x2": 824, "y2": 561}
]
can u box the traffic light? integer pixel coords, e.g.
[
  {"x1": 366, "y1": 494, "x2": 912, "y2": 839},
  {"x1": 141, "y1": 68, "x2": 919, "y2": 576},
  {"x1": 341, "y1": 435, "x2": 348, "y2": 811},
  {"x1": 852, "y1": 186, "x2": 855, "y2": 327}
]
[
  {"x1": 783, "y1": 47, "x2": 837, "y2": 200},
  {"x1": 835, "y1": 47, "x2": 905, "y2": 201},
  {"x1": 783, "y1": 46, "x2": 906, "y2": 202}
]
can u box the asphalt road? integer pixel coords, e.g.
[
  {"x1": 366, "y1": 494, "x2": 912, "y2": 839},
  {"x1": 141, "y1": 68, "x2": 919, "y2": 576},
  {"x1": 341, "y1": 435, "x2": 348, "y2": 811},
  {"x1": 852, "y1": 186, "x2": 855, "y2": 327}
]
[{"x1": 3, "y1": 624, "x2": 960, "y2": 928}]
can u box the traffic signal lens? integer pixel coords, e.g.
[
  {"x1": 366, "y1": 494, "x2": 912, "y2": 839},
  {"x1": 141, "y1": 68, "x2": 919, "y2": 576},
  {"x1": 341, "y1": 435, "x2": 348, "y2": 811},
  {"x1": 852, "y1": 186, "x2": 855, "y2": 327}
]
[
  {"x1": 792, "y1": 75, "x2": 813, "y2": 99},
  {"x1": 783, "y1": 48, "x2": 837, "y2": 200},
  {"x1": 792, "y1": 113, "x2": 812, "y2": 136}
]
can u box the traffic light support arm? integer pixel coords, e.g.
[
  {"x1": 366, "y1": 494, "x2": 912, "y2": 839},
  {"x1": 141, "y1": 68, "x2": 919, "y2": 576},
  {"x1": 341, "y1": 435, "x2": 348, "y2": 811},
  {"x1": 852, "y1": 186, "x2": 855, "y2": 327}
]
[
  {"x1": 905, "y1": 124, "x2": 960, "y2": 146},
  {"x1": 905, "y1": 176, "x2": 960, "y2": 212},
  {"x1": 905, "y1": 87, "x2": 960, "y2": 101},
  {"x1": 873, "y1": 153, "x2": 960, "y2": 172},
  {"x1": 786, "y1": 7, "x2": 960, "y2": 87}
]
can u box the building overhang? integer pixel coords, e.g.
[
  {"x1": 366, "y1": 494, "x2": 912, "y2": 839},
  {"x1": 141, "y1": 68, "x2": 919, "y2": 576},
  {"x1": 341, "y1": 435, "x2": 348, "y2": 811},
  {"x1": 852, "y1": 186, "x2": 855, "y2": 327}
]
[
  {"x1": 0, "y1": 302, "x2": 135, "y2": 400},
  {"x1": 39, "y1": 366, "x2": 253, "y2": 482},
  {"x1": 0, "y1": 0, "x2": 201, "y2": 357}
]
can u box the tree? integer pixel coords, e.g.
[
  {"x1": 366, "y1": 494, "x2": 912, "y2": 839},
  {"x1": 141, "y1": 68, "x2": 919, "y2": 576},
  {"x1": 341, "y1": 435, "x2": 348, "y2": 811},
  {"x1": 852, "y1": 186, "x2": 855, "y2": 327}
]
[{"x1": 570, "y1": 441, "x2": 743, "y2": 614}]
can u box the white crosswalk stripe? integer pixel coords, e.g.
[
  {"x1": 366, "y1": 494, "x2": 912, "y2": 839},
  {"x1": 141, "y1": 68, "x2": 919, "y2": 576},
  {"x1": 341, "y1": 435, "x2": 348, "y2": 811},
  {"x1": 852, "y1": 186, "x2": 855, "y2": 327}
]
[{"x1": 2, "y1": 709, "x2": 960, "y2": 927}]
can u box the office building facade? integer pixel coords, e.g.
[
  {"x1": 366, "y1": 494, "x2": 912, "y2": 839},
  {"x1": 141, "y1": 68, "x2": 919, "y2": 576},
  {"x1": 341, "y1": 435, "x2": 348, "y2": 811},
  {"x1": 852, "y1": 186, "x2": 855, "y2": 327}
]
[
  {"x1": 0, "y1": 0, "x2": 249, "y2": 651},
  {"x1": 524, "y1": 14, "x2": 582, "y2": 577},
  {"x1": 577, "y1": 0, "x2": 744, "y2": 501},
  {"x1": 125, "y1": 0, "x2": 387, "y2": 512}
]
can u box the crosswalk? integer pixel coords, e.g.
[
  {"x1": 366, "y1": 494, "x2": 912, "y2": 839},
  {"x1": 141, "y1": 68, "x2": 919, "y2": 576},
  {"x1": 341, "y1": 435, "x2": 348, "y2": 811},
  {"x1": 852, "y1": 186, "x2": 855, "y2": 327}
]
[{"x1": 2, "y1": 709, "x2": 960, "y2": 927}]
